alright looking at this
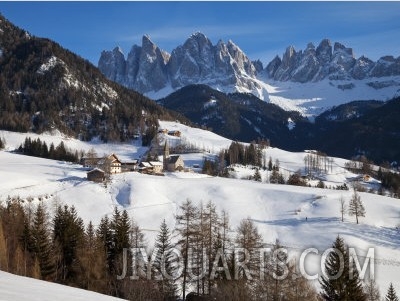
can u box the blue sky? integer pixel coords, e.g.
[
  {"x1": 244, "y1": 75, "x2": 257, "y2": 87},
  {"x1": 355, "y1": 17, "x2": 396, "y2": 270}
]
[{"x1": 1, "y1": 2, "x2": 400, "y2": 66}]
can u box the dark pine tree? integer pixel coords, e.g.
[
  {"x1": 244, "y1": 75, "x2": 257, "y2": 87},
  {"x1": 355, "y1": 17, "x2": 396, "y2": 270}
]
[
  {"x1": 320, "y1": 236, "x2": 366, "y2": 301},
  {"x1": 52, "y1": 205, "x2": 85, "y2": 283},
  {"x1": 97, "y1": 215, "x2": 113, "y2": 273},
  {"x1": 154, "y1": 219, "x2": 177, "y2": 300},
  {"x1": 253, "y1": 168, "x2": 262, "y2": 182},
  {"x1": 31, "y1": 203, "x2": 55, "y2": 280},
  {"x1": 386, "y1": 283, "x2": 399, "y2": 301}
]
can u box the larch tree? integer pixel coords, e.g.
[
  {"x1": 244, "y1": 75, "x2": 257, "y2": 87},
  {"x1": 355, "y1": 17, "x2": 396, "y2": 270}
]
[
  {"x1": 339, "y1": 195, "x2": 346, "y2": 222},
  {"x1": 235, "y1": 218, "x2": 263, "y2": 277},
  {"x1": 348, "y1": 190, "x2": 366, "y2": 224},
  {"x1": 203, "y1": 200, "x2": 220, "y2": 294},
  {"x1": 0, "y1": 221, "x2": 8, "y2": 271},
  {"x1": 175, "y1": 198, "x2": 199, "y2": 301},
  {"x1": 364, "y1": 278, "x2": 380, "y2": 301}
]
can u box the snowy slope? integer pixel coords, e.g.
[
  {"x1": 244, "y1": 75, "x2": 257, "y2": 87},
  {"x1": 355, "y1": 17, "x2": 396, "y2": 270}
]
[
  {"x1": 1, "y1": 151, "x2": 399, "y2": 294},
  {"x1": 1, "y1": 122, "x2": 400, "y2": 294},
  {"x1": 150, "y1": 75, "x2": 400, "y2": 118},
  {"x1": 261, "y1": 76, "x2": 400, "y2": 118},
  {"x1": 0, "y1": 271, "x2": 124, "y2": 301},
  {"x1": 0, "y1": 130, "x2": 148, "y2": 161},
  {"x1": 158, "y1": 120, "x2": 232, "y2": 153}
]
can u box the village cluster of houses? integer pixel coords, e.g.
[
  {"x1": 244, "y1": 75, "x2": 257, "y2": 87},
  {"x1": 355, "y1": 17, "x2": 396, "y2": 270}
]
[{"x1": 84, "y1": 141, "x2": 185, "y2": 182}]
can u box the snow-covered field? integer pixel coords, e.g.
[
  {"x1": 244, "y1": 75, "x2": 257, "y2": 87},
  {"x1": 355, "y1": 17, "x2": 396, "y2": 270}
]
[
  {"x1": 0, "y1": 129, "x2": 147, "y2": 161},
  {"x1": 1, "y1": 122, "x2": 400, "y2": 295},
  {"x1": 0, "y1": 270, "x2": 124, "y2": 301},
  {"x1": 260, "y1": 76, "x2": 400, "y2": 118}
]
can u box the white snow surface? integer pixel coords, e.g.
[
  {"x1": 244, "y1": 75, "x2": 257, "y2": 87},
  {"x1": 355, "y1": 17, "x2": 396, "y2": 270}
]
[
  {"x1": 147, "y1": 75, "x2": 400, "y2": 118},
  {"x1": 158, "y1": 120, "x2": 232, "y2": 153},
  {"x1": 0, "y1": 122, "x2": 400, "y2": 295},
  {"x1": 0, "y1": 129, "x2": 148, "y2": 162},
  {"x1": 0, "y1": 270, "x2": 124, "y2": 301},
  {"x1": 257, "y1": 76, "x2": 400, "y2": 118}
]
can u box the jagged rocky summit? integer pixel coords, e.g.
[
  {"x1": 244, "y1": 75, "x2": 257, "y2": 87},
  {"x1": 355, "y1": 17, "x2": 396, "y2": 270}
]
[
  {"x1": 266, "y1": 39, "x2": 400, "y2": 83},
  {"x1": 98, "y1": 33, "x2": 262, "y2": 97},
  {"x1": 99, "y1": 34, "x2": 400, "y2": 98}
]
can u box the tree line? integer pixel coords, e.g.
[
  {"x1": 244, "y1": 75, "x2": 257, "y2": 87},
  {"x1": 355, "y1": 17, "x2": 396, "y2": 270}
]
[
  {"x1": 17, "y1": 137, "x2": 80, "y2": 162},
  {"x1": 0, "y1": 197, "x2": 316, "y2": 300},
  {"x1": 0, "y1": 196, "x2": 398, "y2": 301}
]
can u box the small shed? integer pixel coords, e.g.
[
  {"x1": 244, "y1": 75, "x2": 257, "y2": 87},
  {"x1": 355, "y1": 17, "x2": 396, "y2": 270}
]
[{"x1": 87, "y1": 168, "x2": 105, "y2": 182}]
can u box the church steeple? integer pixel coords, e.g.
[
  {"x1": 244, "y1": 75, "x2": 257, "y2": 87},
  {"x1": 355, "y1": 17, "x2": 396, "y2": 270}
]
[{"x1": 163, "y1": 140, "x2": 170, "y2": 171}]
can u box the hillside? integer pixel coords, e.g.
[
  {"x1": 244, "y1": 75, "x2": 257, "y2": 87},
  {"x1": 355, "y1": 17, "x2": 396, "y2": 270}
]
[
  {"x1": 0, "y1": 271, "x2": 124, "y2": 301},
  {"x1": 0, "y1": 14, "x2": 187, "y2": 142},
  {"x1": 157, "y1": 84, "x2": 400, "y2": 164},
  {"x1": 292, "y1": 97, "x2": 400, "y2": 163},
  {"x1": 1, "y1": 122, "x2": 400, "y2": 296},
  {"x1": 158, "y1": 84, "x2": 305, "y2": 144}
]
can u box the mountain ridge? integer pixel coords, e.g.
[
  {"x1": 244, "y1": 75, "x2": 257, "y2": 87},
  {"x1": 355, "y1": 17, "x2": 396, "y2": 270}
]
[
  {"x1": 99, "y1": 33, "x2": 400, "y2": 111},
  {"x1": 99, "y1": 32, "x2": 264, "y2": 99},
  {"x1": 158, "y1": 83, "x2": 400, "y2": 163}
]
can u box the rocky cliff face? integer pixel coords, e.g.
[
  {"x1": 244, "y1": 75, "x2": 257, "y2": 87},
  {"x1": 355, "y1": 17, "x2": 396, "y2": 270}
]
[
  {"x1": 98, "y1": 33, "x2": 262, "y2": 97},
  {"x1": 267, "y1": 39, "x2": 400, "y2": 82}
]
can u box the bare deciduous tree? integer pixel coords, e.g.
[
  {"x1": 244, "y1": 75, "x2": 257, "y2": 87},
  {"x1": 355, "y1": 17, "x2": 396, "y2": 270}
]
[
  {"x1": 348, "y1": 190, "x2": 366, "y2": 224},
  {"x1": 339, "y1": 195, "x2": 346, "y2": 222}
]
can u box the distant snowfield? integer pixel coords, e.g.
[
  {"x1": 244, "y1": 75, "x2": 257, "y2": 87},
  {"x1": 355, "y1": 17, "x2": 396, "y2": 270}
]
[
  {"x1": 148, "y1": 76, "x2": 400, "y2": 118},
  {"x1": 0, "y1": 271, "x2": 124, "y2": 301},
  {"x1": 1, "y1": 123, "x2": 400, "y2": 295},
  {"x1": 261, "y1": 76, "x2": 400, "y2": 118}
]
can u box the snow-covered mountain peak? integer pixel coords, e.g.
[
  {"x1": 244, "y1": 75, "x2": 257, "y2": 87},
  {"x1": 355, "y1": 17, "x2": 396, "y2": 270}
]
[
  {"x1": 114, "y1": 46, "x2": 124, "y2": 55},
  {"x1": 141, "y1": 34, "x2": 157, "y2": 51},
  {"x1": 99, "y1": 35, "x2": 400, "y2": 116},
  {"x1": 99, "y1": 33, "x2": 264, "y2": 98}
]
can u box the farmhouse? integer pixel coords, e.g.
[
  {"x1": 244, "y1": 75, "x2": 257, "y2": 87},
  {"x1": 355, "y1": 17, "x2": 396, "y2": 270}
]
[
  {"x1": 103, "y1": 154, "x2": 122, "y2": 174},
  {"x1": 138, "y1": 162, "x2": 152, "y2": 174},
  {"x1": 138, "y1": 161, "x2": 163, "y2": 174},
  {"x1": 81, "y1": 153, "x2": 122, "y2": 174},
  {"x1": 87, "y1": 168, "x2": 105, "y2": 182},
  {"x1": 149, "y1": 161, "x2": 163, "y2": 174},
  {"x1": 121, "y1": 160, "x2": 138, "y2": 172}
]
